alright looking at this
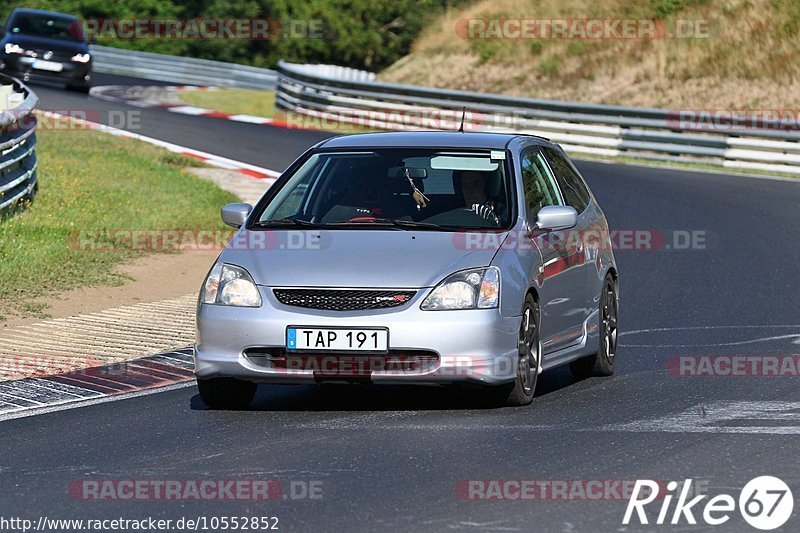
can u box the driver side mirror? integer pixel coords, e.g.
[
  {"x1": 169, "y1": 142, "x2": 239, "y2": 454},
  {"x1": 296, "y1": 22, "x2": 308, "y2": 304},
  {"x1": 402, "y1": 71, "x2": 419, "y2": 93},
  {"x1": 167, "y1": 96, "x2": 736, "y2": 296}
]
[
  {"x1": 221, "y1": 202, "x2": 252, "y2": 228},
  {"x1": 535, "y1": 205, "x2": 578, "y2": 231}
]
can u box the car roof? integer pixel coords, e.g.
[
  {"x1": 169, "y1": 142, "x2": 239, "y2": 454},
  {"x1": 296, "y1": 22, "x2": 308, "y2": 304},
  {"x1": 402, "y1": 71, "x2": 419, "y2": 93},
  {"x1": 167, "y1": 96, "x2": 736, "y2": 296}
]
[
  {"x1": 318, "y1": 131, "x2": 554, "y2": 151},
  {"x1": 9, "y1": 8, "x2": 77, "y2": 21}
]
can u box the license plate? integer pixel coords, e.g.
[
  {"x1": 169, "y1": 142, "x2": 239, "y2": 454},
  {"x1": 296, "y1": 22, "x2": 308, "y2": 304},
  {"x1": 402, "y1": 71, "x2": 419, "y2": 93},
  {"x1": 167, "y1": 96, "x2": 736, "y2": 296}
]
[
  {"x1": 286, "y1": 327, "x2": 389, "y2": 353},
  {"x1": 32, "y1": 60, "x2": 63, "y2": 72}
]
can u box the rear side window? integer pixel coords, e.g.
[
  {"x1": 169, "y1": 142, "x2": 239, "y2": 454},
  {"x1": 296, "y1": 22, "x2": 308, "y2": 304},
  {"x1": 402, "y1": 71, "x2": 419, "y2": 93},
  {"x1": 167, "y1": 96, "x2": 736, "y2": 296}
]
[
  {"x1": 544, "y1": 148, "x2": 591, "y2": 213},
  {"x1": 520, "y1": 149, "x2": 563, "y2": 216}
]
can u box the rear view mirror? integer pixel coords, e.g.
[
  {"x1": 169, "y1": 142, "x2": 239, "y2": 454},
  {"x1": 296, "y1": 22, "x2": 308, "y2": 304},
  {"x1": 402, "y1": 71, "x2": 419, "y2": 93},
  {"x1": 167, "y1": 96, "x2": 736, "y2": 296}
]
[
  {"x1": 535, "y1": 205, "x2": 578, "y2": 231},
  {"x1": 388, "y1": 166, "x2": 427, "y2": 179},
  {"x1": 221, "y1": 203, "x2": 252, "y2": 228},
  {"x1": 388, "y1": 167, "x2": 428, "y2": 179}
]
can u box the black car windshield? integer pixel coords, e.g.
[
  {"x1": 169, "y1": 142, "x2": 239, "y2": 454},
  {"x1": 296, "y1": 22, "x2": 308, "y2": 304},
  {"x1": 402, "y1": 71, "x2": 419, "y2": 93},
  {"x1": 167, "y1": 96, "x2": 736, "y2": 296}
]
[
  {"x1": 8, "y1": 13, "x2": 84, "y2": 42},
  {"x1": 255, "y1": 148, "x2": 513, "y2": 230}
]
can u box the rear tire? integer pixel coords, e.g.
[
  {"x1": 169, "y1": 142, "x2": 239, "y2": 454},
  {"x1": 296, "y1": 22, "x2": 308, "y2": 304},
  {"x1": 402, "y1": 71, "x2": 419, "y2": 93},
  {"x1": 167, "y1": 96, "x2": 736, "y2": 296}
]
[
  {"x1": 570, "y1": 274, "x2": 618, "y2": 378},
  {"x1": 487, "y1": 294, "x2": 540, "y2": 406},
  {"x1": 197, "y1": 378, "x2": 257, "y2": 409}
]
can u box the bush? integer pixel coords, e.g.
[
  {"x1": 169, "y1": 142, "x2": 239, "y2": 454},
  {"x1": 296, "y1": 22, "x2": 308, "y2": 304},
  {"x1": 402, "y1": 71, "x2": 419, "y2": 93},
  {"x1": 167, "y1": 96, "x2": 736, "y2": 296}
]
[{"x1": 0, "y1": 0, "x2": 466, "y2": 71}]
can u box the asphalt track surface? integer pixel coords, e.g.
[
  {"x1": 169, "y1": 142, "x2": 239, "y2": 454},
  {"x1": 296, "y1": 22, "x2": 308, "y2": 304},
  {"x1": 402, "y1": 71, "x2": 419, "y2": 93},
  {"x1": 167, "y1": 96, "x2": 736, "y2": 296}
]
[{"x1": 2, "y1": 73, "x2": 799, "y2": 532}]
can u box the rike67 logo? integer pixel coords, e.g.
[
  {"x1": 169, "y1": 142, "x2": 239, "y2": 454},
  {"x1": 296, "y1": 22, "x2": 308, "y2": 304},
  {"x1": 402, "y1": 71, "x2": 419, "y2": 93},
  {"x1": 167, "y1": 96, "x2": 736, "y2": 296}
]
[{"x1": 623, "y1": 477, "x2": 793, "y2": 530}]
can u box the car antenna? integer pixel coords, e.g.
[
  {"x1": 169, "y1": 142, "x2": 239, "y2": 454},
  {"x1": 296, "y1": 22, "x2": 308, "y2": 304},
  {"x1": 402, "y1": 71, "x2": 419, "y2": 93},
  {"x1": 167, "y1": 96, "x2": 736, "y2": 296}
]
[{"x1": 458, "y1": 107, "x2": 466, "y2": 133}]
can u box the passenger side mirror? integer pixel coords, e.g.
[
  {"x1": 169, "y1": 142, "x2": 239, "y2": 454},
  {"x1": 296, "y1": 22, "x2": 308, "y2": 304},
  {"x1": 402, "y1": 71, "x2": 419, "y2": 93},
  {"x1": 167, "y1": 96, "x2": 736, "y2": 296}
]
[
  {"x1": 221, "y1": 203, "x2": 252, "y2": 228},
  {"x1": 535, "y1": 205, "x2": 578, "y2": 231}
]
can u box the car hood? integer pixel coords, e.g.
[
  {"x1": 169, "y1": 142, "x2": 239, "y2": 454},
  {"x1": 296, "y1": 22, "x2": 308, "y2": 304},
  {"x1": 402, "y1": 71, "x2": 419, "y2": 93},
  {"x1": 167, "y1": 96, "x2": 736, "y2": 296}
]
[
  {"x1": 3, "y1": 33, "x2": 88, "y2": 55},
  {"x1": 219, "y1": 229, "x2": 507, "y2": 288}
]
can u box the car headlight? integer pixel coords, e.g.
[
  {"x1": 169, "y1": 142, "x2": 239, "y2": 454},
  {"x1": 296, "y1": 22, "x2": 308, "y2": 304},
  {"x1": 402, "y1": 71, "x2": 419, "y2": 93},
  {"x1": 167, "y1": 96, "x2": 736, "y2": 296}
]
[
  {"x1": 4, "y1": 43, "x2": 23, "y2": 55},
  {"x1": 71, "y1": 53, "x2": 91, "y2": 63},
  {"x1": 200, "y1": 263, "x2": 262, "y2": 307},
  {"x1": 421, "y1": 267, "x2": 500, "y2": 310}
]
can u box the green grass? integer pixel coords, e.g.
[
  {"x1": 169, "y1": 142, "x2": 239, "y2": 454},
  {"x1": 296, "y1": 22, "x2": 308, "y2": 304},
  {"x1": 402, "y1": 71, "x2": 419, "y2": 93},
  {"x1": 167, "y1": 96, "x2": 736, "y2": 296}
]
[
  {"x1": 179, "y1": 89, "x2": 276, "y2": 119},
  {"x1": 0, "y1": 123, "x2": 238, "y2": 321}
]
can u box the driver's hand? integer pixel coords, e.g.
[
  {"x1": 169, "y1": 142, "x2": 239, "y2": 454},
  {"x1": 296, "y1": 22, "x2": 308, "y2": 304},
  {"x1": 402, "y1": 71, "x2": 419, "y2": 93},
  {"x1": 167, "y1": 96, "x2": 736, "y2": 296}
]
[{"x1": 471, "y1": 203, "x2": 500, "y2": 225}]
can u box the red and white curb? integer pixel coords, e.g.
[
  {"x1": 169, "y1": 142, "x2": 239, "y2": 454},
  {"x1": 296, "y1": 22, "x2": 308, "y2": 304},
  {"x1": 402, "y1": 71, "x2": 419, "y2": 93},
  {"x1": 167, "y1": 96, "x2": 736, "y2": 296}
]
[
  {"x1": 0, "y1": 348, "x2": 195, "y2": 421},
  {"x1": 90, "y1": 85, "x2": 275, "y2": 126},
  {"x1": 38, "y1": 110, "x2": 281, "y2": 181}
]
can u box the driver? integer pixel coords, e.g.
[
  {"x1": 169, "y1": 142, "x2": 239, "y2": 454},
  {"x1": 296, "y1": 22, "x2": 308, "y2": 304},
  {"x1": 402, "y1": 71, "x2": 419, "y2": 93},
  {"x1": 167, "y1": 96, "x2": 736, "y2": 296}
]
[{"x1": 458, "y1": 170, "x2": 500, "y2": 225}]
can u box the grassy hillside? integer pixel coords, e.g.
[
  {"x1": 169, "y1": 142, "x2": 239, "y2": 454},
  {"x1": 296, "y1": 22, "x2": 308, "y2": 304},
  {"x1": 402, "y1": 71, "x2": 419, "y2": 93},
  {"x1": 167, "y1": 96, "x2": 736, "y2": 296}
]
[{"x1": 379, "y1": 0, "x2": 800, "y2": 108}]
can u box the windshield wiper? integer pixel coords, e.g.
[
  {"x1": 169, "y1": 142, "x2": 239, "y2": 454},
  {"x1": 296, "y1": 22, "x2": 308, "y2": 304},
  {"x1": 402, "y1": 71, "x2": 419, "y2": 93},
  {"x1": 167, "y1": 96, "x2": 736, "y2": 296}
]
[
  {"x1": 252, "y1": 218, "x2": 319, "y2": 228},
  {"x1": 323, "y1": 218, "x2": 442, "y2": 231},
  {"x1": 388, "y1": 219, "x2": 443, "y2": 231}
]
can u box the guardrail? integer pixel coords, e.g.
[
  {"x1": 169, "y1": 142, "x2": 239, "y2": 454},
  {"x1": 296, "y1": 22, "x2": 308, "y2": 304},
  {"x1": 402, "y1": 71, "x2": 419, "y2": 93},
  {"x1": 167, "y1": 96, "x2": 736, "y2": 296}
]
[
  {"x1": 0, "y1": 75, "x2": 37, "y2": 215},
  {"x1": 90, "y1": 45, "x2": 278, "y2": 89},
  {"x1": 277, "y1": 61, "x2": 800, "y2": 176}
]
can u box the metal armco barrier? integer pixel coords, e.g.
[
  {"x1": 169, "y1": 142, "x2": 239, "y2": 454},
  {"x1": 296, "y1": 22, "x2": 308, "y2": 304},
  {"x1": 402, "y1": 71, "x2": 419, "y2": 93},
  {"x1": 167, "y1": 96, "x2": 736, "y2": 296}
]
[
  {"x1": 90, "y1": 45, "x2": 278, "y2": 89},
  {"x1": 277, "y1": 61, "x2": 800, "y2": 176},
  {"x1": 0, "y1": 75, "x2": 37, "y2": 214}
]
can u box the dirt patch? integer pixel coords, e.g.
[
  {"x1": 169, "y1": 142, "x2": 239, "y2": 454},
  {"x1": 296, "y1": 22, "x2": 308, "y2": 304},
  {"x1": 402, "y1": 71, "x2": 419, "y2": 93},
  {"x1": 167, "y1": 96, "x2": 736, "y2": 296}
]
[
  {"x1": 1, "y1": 249, "x2": 218, "y2": 329},
  {"x1": 0, "y1": 166, "x2": 273, "y2": 330}
]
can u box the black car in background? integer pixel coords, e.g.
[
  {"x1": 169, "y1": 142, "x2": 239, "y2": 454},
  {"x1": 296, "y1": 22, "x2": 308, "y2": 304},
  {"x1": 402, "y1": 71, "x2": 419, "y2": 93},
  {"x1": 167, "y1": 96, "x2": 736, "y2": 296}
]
[{"x1": 0, "y1": 8, "x2": 91, "y2": 92}]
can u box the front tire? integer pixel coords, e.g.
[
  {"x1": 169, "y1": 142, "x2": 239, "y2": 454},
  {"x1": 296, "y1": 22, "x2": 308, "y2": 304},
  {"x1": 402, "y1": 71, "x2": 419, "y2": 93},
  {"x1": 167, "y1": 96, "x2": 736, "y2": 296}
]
[
  {"x1": 487, "y1": 294, "x2": 540, "y2": 406},
  {"x1": 570, "y1": 274, "x2": 618, "y2": 378},
  {"x1": 67, "y1": 83, "x2": 91, "y2": 93},
  {"x1": 197, "y1": 378, "x2": 257, "y2": 409}
]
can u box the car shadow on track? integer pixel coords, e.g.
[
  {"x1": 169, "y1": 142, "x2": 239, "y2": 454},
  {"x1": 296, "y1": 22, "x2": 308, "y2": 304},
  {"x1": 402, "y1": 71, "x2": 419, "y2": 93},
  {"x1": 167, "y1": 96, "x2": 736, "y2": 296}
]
[{"x1": 189, "y1": 366, "x2": 583, "y2": 412}]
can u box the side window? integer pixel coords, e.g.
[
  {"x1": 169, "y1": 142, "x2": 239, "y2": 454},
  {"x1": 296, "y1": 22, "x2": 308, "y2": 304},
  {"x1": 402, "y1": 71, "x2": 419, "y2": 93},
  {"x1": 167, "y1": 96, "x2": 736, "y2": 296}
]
[
  {"x1": 544, "y1": 148, "x2": 591, "y2": 213},
  {"x1": 521, "y1": 149, "x2": 563, "y2": 216}
]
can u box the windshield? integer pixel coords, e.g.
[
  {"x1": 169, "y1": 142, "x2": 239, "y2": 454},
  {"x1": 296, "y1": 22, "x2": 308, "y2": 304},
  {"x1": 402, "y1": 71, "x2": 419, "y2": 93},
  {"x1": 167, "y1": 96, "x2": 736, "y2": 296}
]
[
  {"x1": 8, "y1": 13, "x2": 84, "y2": 42},
  {"x1": 255, "y1": 148, "x2": 514, "y2": 230}
]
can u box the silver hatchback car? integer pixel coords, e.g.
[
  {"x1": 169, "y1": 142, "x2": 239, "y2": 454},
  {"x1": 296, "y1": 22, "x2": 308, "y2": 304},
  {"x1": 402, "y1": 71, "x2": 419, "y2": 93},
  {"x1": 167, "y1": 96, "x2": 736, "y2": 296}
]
[{"x1": 195, "y1": 132, "x2": 619, "y2": 408}]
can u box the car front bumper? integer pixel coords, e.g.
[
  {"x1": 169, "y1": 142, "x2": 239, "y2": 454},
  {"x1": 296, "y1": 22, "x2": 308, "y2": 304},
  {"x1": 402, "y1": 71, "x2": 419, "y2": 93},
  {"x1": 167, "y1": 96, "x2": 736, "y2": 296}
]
[
  {"x1": 0, "y1": 55, "x2": 91, "y2": 86},
  {"x1": 195, "y1": 287, "x2": 521, "y2": 386}
]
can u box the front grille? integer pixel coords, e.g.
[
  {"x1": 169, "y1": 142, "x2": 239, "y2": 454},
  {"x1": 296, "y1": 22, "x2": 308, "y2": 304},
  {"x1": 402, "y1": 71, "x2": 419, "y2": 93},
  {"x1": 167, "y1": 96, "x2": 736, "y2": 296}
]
[
  {"x1": 31, "y1": 50, "x2": 71, "y2": 61},
  {"x1": 244, "y1": 348, "x2": 439, "y2": 374},
  {"x1": 273, "y1": 289, "x2": 416, "y2": 311}
]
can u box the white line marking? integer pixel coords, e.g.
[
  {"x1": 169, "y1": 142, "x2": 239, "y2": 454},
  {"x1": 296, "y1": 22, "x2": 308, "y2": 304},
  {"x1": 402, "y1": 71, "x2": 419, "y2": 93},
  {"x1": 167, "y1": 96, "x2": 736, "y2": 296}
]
[
  {"x1": 621, "y1": 325, "x2": 800, "y2": 347},
  {"x1": 0, "y1": 381, "x2": 196, "y2": 423},
  {"x1": 168, "y1": 105, "x2": 213, "y2": 115},
  {"x1": 229, "y1": 114, "x2": 273, "y2": 124},
  {"x1": 24, "y1": 379, "x2": 102, "y2": 399},
  {"x1": 621, "y1": 325, "x2": 800, "y2": 335},
  {"x1": 37, "y1": 111, "x2": 281, "y2": 179},
  {"x1": 604, "y1": 401, "x2": 800, "y2": 435}
]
